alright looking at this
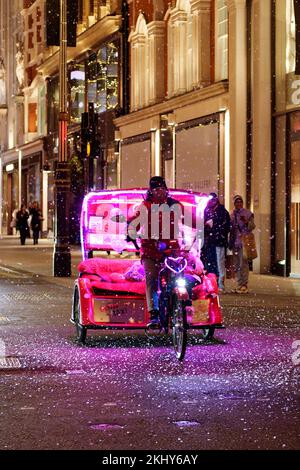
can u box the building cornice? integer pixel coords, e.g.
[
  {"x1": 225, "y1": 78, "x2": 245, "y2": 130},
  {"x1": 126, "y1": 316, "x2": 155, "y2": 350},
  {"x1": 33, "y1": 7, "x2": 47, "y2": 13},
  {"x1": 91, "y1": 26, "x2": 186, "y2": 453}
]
[
  {"x1": 19, "y1": 137, "x2": 44, "y2": 155},
  {"x1": 226, "y1": 0, "x2": 246, "y2": 10},
  {"x1": 114, "y1": 82, "x2": 228, "y2": 127},
  {"x1": 147, "y1": 21, "x2": 165, "y2": 36},
  {"x1": 170, "y1": 10, "x2": 188, "y2": 23},
  {"x1": 1, "y1": 148, "x2": 18, "y2": 163},
  {"x1": 37, "y1": 15, "x2": 122, "y2": 78},
  {"x1": 190, "y1": 0, "x2": 212, "y2": 12}
]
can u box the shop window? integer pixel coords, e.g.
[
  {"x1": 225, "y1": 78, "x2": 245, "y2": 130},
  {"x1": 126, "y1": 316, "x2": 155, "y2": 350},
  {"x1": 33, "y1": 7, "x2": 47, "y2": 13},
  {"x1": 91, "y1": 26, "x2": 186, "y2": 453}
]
[
  {"x1": 28, "y1": 163, "x2": 40, "y2": 204},
  {"x1": 28, "y1": 102, "x2": 37, "y2": 133},
  {"x1": 215, "y1": 0, "x2": 228, "y2": 81},
  {"x1": 290, "y1": 112, "x2": 300, "y2": 274},
  {"x1": 106, "y1": 143, "x2": 118, "y2": 189},
  {"x1": 70, "y1": 63, "x2": 86, "y2": 124},
  {"x1": 286, "y1": 0, "x2": 296, "y2": 74},
  {"x1": 38, "y1": 85, "x2": 46, "y2": 135},
  {"x1": 87, "y1": 40, "x2": 119, "y2": 114}
]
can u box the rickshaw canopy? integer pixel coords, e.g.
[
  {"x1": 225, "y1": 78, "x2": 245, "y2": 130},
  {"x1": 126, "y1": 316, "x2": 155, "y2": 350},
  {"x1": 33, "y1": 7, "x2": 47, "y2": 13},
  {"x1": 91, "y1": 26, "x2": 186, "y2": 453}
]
[{"x1": 80, "y1": 189, "x2": 210, "y2": 259}]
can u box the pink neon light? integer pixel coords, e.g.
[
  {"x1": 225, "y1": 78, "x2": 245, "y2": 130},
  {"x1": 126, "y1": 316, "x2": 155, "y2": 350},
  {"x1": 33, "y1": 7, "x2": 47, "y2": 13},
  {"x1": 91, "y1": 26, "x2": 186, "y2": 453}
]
[
  {"x1": 80, "y1": 189, "x2": 211, "y2": 259},
  {"x1": 164, "y1": 257, "x2": 188, "y2": 274}
]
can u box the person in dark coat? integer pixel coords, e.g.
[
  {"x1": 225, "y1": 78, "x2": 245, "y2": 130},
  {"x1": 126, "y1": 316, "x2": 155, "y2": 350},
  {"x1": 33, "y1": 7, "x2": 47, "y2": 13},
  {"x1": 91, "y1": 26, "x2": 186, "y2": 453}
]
[
  {"x1": 29, "y1": 201, "x2": 43, "y2": 245},
  {"x1": 16, "y1": 205, "x2": 30, "y2": 245},
  {"x1": 202, "y1": 193, "x2": 231, "y2": 292}
]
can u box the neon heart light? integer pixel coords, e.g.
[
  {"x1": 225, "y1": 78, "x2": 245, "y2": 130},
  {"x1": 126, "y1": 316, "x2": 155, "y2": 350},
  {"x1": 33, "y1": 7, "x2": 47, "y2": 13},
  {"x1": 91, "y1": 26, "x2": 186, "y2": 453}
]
[{"x1": 165, "y1": 257, "x2": 187, "y2": 274}]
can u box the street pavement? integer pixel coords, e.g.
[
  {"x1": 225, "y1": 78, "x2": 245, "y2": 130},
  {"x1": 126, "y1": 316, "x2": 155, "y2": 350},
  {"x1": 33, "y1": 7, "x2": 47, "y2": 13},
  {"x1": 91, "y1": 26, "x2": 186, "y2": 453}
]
[{"x1": 0, "y1": 237, "x2": 299, "y2": 450}]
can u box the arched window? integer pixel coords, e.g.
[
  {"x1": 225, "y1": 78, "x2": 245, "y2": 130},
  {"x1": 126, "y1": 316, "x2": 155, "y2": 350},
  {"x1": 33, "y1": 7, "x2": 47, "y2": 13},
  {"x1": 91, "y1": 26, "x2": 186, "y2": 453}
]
[
  {"x1": 167, "y1": 0, "x2": 192, "y2": 97},
  {"x1": 129, "y1": 12, "x2": 165, "y2": 110},
  {"x1": 215, "y1": 0, "x2": 228, "y2": 81},
  {"x1": 129, "y1": 13, "x2": 150, "y2": 111}
]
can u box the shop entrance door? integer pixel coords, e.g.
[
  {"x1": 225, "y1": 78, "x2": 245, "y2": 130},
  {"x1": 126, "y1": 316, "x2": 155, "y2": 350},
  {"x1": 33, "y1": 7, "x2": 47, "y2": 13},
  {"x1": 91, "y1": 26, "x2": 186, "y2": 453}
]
[
  {"x1": 291, "y1": 203, "x2": 300, "y2": 276},
  {"x1": 290, "y1": 113, "x2": 300, "y2": 277},
  {"x1": 7, "y1": 173, "x2": 13, "y2": 235}
]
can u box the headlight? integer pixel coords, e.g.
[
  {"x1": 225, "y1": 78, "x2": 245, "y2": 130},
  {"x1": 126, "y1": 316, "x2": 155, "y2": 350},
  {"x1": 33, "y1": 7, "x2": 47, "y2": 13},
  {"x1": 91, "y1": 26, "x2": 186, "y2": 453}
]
[{"x1": 176, "y1": 278, "x2": 186, "y2": 288}]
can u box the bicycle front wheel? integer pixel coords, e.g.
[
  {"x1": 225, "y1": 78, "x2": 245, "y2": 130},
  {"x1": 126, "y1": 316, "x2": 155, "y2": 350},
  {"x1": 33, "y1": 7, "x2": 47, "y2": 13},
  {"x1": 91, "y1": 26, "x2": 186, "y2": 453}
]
[{"x1": 171, "y1": 295, "x2": 187, "y2": 361}]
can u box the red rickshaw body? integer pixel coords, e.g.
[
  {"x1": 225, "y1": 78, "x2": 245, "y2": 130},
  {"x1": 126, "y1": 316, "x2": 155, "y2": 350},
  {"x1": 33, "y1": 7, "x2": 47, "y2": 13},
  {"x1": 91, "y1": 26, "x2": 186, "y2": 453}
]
[{"x1": 72, "y1": 189, "x2": 224, "y2": 334}]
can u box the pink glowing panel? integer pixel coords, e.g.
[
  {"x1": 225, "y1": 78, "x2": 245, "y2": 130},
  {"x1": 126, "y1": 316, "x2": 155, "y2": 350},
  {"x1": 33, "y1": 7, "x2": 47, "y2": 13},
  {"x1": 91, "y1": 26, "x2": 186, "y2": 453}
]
[{"x1": 80, "y1": 189, "x2": 210, "y2": 259}]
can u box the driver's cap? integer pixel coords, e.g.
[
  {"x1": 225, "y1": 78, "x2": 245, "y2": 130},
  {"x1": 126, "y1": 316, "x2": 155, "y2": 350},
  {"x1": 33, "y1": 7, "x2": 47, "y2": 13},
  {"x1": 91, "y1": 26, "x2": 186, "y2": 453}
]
[{"x1": 149, "y1": 176, "x2": 168, "y2": 190}]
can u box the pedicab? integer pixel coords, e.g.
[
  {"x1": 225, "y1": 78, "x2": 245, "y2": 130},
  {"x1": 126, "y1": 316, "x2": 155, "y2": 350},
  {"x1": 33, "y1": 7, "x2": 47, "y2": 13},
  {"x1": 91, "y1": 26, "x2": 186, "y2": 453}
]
[{"x1": 71, "y1": 189, "x2": 224, "y2": 360}]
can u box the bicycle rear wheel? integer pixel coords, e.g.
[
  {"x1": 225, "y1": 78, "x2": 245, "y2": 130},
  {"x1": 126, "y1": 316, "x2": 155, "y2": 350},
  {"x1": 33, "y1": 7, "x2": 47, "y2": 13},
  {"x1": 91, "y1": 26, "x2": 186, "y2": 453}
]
[{"x1": 171, "y1": 295, "x2": 187, "y2": 361}]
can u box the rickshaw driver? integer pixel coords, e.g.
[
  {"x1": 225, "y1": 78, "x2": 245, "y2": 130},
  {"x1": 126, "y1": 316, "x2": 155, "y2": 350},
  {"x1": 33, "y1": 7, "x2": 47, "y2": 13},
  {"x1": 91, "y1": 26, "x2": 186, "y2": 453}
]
[{"x1": 127, "y1": 176, "x2": 186, "y2": 327}]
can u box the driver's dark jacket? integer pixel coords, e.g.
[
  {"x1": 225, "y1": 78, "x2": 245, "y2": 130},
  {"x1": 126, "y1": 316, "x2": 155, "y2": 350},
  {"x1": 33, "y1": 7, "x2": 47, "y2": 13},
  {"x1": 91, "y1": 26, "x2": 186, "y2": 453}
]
[
  {"x1": 128, "y1": 196, "x2": 183, "y2": 261},
  {"x1": 204, "y1": 203, "x2": 231, "y2": 247}
]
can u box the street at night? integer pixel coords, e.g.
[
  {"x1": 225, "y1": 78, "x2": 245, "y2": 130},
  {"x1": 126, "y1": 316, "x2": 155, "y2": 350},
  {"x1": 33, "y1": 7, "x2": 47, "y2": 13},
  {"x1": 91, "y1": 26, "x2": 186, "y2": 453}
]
[
  {"x1": 1, "y1": 0, "x2": 300, "y2": 461},
  {"x1": 0, "y1": 239, "x2": 299, "y2": 451}
]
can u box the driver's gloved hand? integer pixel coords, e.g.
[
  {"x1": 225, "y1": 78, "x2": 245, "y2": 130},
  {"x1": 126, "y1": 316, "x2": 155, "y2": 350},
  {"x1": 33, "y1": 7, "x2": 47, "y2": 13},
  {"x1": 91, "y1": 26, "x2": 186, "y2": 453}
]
[{"x1": 148, "y1": 309, "x2": 160, "y2": 325}]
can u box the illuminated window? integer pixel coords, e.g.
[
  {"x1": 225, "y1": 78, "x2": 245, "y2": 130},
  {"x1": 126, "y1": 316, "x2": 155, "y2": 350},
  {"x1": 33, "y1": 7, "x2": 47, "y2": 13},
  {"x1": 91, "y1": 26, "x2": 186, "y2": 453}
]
[
  {"x1": 28, "y1": 102, "x2": 37, "y2": 133},
  {"x1": 87, "y1": 40, "x2": 119, "y2": 114},
  {"x1": 70, "y1": 63, "x2": 86, "y2": 124},
  {"x1": 215, "y1": 0, "x2": 228, "y2": 81}
]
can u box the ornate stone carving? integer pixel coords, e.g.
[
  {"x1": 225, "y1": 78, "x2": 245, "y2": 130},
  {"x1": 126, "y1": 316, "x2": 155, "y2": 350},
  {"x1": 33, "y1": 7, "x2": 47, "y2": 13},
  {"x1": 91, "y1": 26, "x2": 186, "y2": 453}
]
[
  {"x1": 0, "y1": 57, "x2": 6, "y2": 105},
  {"x1": 15, "y1": 42, "x2": 25, "y2": 91}
]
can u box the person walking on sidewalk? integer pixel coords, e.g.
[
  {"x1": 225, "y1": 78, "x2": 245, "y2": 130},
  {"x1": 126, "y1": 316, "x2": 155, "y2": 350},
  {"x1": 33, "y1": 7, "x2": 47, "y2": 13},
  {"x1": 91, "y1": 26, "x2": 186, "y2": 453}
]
[
  {"x1": 229, "y1": 195, "x2": 256, "y2": 294},
  {"x1": 16, "y1": 205, "x2": 30, "y2": 245},
  {"x1": 30, "y1": 201, "x2": 43, "y2": 245},
  {"x1": 202, "y1": 193, "x2": 231, "y2": 293}
]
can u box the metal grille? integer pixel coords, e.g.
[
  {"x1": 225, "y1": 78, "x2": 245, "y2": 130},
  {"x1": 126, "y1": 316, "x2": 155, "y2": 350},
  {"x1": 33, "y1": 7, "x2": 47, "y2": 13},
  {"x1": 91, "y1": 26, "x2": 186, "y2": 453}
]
[{"x1": 0, "y1": 293, "x2": 54, "y2": 303}]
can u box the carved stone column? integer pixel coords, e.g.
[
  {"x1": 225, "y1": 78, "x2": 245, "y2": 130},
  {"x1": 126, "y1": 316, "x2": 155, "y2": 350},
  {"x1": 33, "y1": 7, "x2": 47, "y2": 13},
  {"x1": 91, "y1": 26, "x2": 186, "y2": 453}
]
[
  {"x1": 251, "y1": 0, "x2": 272, "y2": 273},
  {"x1": 129, "y1": 31, "x2": 139, "y2": 111},
  {"x1": 226, "y1": 0, "x2": 247, "y2": 202}
]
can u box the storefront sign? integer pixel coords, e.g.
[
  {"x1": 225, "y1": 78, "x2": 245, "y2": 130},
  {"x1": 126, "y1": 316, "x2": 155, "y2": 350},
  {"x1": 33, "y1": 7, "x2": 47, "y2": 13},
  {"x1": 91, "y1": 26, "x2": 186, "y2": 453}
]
[{"x1": 5, "y1": 164, "x2": 14, "y2": 173}]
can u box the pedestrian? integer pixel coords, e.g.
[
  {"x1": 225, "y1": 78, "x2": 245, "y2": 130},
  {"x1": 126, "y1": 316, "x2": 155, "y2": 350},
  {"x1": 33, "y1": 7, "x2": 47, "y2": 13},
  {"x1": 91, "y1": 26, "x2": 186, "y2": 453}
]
[
  {"x1": 29, "y1": 201, "x2": 43, "y2": 245},
  {"x1": 202, "y1": 193, "x2": 231, "y2": 293},
  {"x1": 229, "y1": 195, "x2": 256, "y2": 294},
  {"x1": 10, "y1": 208, "x2": 18, "y2": 234},
  {"x1": 16, "y1": 204, "x2": 30, "y2": 245}
]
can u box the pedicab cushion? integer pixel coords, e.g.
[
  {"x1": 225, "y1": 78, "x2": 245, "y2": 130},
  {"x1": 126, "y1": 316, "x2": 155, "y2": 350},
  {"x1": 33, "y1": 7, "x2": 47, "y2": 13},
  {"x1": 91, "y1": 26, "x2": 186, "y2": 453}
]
[
  {"x1": 78, "y1": 258, "x2": 146, "y2": 295},
  {"x1": 110, "y1": 272, "x2": 125, "y2": 282},
  {"x1": 124, "y1": 261, "x2": 145, "y2": 282},
  {"x1": 78, "y1": 257, "x2": 138, "y2": 276}
]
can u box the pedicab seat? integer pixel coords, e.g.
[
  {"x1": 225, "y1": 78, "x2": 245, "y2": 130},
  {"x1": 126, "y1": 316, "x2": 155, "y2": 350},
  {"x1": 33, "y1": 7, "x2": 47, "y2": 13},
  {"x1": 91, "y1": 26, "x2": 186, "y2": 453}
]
[{"x1": 78, "y1": 257, "x2": 146, "y2": 296}]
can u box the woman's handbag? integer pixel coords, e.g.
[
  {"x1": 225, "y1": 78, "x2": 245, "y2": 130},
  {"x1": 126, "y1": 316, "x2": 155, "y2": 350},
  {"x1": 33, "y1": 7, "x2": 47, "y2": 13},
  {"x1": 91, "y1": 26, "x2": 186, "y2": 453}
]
[
  {"x1": 241, "y1": 232, "x2": 258, "y2": 260},
  {"x1": 225, "y1": 248, "x2": 235, "y2": 279}
]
